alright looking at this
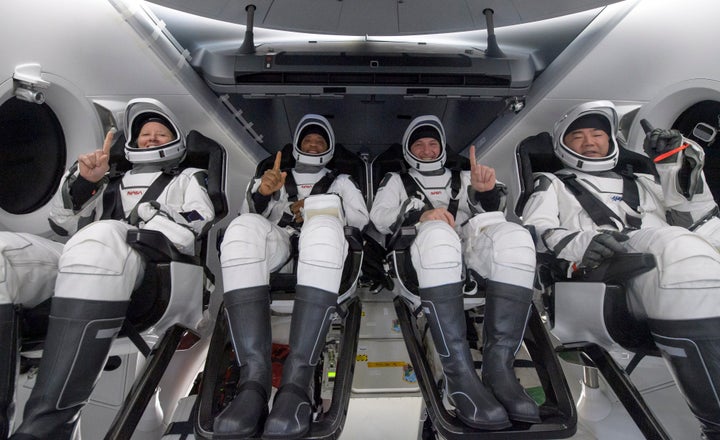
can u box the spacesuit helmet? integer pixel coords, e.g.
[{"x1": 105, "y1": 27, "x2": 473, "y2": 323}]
[
  {"x1": 553, "y1": 100, "x2": 619, "y2": 172},
  {"x1": 292, "y1": 114, "x2": 335, "y2": 166},
  {"x1": 124, "y1": 98, "x2": 185, "y2": 165},
  {"x1": 402, "y1": 115, "x2": 447, "y2": 172}
]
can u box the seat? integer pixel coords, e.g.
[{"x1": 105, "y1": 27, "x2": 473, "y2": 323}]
[
  {"x1": 515, "y1": 132, "x2": 672, "y2": 440},
  {"x1": 193, "y1": 142, "x2": 364, "y2": 440},
  {"x1": 17, "y1": 129, "x2": 228, "y2": 439},
  {"x1": 371, "y1": 143, "x2": 577, "y2": 439}
]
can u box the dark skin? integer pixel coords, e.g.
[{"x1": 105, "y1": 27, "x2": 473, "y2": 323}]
[{"x1": 258, "y1": 133, "x2": 330, "y2": 222}]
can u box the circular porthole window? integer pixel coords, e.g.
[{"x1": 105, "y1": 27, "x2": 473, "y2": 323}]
[
  {"x1": 672, "y1": 100, "x2": 720, "y2": 203},
  {"x1": 0, "y1": 97, "x2": 66, "y2": 214}
]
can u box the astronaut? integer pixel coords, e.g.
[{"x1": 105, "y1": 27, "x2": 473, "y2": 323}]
[
  {"x1": 215, "y1": 114, "x2": 368, "y2": 438},
  {"x1": 370, "y1": 115, "x2": 540, "y2": 430},
  {"x1": 5, "y1": 98, "x2": 215, "y2": 440},
  {"x1": 522, "y1": 100, "x2": 720, "y2": 439}
]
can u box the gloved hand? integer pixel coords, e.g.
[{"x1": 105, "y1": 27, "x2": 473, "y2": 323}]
[
  {"x1": 580, "y1": 230, "x2": 629, "y2": 269},
  {"x1": 137, "y1": 200, "x2": 162, "y2": 222},
  {"x1": 404, "y1": 196, "x2": 426, "y2": 213},
  {"x1": 643, "y1": 128, "x2": 683, "y2": 163},
  {"x1": 128, "y1": 200, "x2": 162, "y2": 226}
]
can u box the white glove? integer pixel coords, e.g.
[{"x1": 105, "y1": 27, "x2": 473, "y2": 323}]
[
  {"x1": 137, "y1": 201, "x2": 161, "y2": 222},
  {"x1": 404, "y1": 196, "x2": 426, "y2": 213}
]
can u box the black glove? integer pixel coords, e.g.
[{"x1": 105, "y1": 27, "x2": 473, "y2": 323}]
[
  {"x1": 643, "y1": 128, "x2": 683, "y2": 163},
  {"x1": 580, "y1": 230, "x2": 629, "y2": 269}
]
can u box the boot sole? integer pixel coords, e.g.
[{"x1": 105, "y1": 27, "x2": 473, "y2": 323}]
[
  {"x1": 455, "y1": 413, "x2": 512, "y2": 431},
  {"x1": 508, "y1": 413, "x2": 542, "y2": 424}
]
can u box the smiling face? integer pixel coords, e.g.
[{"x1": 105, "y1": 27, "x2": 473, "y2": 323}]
[
  {"x1": 410, "y1": 137, "x2": 441, "y2": 161},
  {"x1": 137, "y1": 121, "x2": 175, "y2": 148},
  {"x1": 563, "y1": 127, "x2": 610, "y2": 158},
  {"x1": 300, "y1": 133, "x2": 329, "y2": 155}
]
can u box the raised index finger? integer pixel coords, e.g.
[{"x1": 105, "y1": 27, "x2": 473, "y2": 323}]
[
  {"x1": 273, "y1": 151, "x2": 282, "y2": 171},
  {"x1": 102, "y1": 128, "x2": 116, "y2": 155},
  {"x1": 469, "y1": 145, "x2": 477, "y2": 169}
]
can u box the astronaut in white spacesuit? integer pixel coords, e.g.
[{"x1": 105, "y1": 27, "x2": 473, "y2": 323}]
[
  {"x1": 4, "y1": 98, "x2": 214, "y2": 440},
  {"x1": 370, "y1": 115, "x2": 540, "y2": 430},
  {"x1": 522, "y1": 100, "x2": 720, "y2": 439},
  {"x1": 215, "y1": 114, "x2": 368, "y2": 439}
]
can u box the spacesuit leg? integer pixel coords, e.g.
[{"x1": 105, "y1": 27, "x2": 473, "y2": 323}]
[
  {"x1": 264, "y1": 215, "x2": 346, "y2": 439},
  {"x1": 482, "y1": 281, "x2": 540, "y2": 423},
  {"x1": 623, "y1": 227, "x2": 720, "y2": 438},
  {"x1": 214, "y1": 214, "x2": 290, "y2": 436},
  {"x1": 220, "y1": 213, "x2": 292, "y2": 291},
  {"x1": 461, "y1": 215, "x2": 540, "y2": 422},
  {"x1": 12, "y1": 221, "x2": 143, "y2": 439},
  {"x1": 213, "y1": 287, "x2": 272, "y2": 437},
  {"x1": 10, "y1": 298, "x2": 128, "y2": 440},
  {"x1": 0, "y1": 304, "x2": 18, "y2": 440},
  {"x1": 649, "y1": 317, "x2": 720, "y2": 440},
  {"x1": 412, "y1": 220, "x2": 510, "y2": 430},
  {"x1": 0, "y1": 232, "x2": 63, "y2": 308},
  {"x1": 624, "y1": 226, "x2": 720, "y2": 321}
]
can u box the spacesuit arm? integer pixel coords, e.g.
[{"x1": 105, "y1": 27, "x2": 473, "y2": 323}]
[
  {"x1": 521, "y1": 173, "x2": 600, "y2": 266},
  {"x1": 48, "y1": 163, "x2": 108, "y2": 236},
  {"x1": 243, "y1": 176, "x2": 294, "y2": 224},
  {"x1": 369, "y1": 173, "x2": 410, "y2": 235},
  {"x1": 647, "y1": 134, "x2": 718, "y2": 227},
  {"x1": 334, "y1": 175, "x2": 369, "y2": 230},
  {"x1": 467, "y1": 183, "x2": 507, "y2": 214},
  {"x1": 245, "y1": 177, "x2": 272, "y2": 214},
  {"x1": 163, "y1": 169, "x2": 215, "y2": 235}
]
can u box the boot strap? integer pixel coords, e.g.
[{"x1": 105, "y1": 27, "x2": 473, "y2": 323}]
[
  {"x1": 275, "y1": 383, "x2": 311, "y2": 405},
  {"x1": 236, "y1": 380, "x2": 269, "y2": 402}
]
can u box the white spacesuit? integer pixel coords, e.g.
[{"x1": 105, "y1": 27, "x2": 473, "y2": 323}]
[
  {"x1": 215, "y1": 114, "x2": 368, "y2": 438},
  {"x1": 522, "y1": 100, "x2": 720, "y2": 439},
  {"x1": 5, "y1": 98, "x2": 214, "y2": 440},
  {"x1": 370, "y1": 115, "x2": 539, "y2": 430}
]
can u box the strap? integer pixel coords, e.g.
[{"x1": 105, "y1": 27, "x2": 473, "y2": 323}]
[
  {"x1": 619, "y1": 165, "x2": 642, "y2": 229},
  {"x1": 127, "y1": 172, "x2": 175, "y2": 224},
  {"x1": 399, "y1": 172, "x2": 434, "y2": 211},
  {"x1": 447, "y1": 169, "x2": 461, "y2": 219},
  {"x1": 310, "y1": 171, "x2": 337, "y2": 196},
  {"x1": 236, "y1": 380, "x2": 269, "y2": 402},
  {"x1": 559, "y1": 174, "x2": 627, "y2": 229},
  {"x1": 283, "y1": 171, "x2": 298, "y2": 202},
  {"x1": 101, "y1": 177, "x2": 125, "y2": 220},
  {"x1": 120, "y1": 319, "x2": 152, "y2": 357},
  {"x1": 278, "y1": 171, "x2": 337, "y2": 228}
]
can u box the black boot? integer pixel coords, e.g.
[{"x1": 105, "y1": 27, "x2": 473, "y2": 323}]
[
  {"x1": 263, "y1": 286, "x2": 337, "y2": 439},
  {"x1": 649, "y1": 317, "x2": 720, "y2": 440},
  {"x1": 420, "y1": 282, "x2": 510, "y2": 430},
  {"x1": 10, "y1": 298, "x2": 127, "y2": 440},
  {"x1": 1, "y1": 304, "x2": 19, "y2": 440},
  {"x1": 481, "y1": 281, "x2": 541, "y2": 423},
  {"x1": 213, "y1": 287, "x2": 272, "y2": 437}
]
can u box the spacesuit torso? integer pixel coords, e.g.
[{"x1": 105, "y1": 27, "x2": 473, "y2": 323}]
[
  {"x1": 370, "y1": 168, "x2": 504, "y2": 235},
  {"x1": 50, "y1": 165, "x2": 215, "y2": 255},
  {"x1": 524, "y1": 166, "x2": 720, "y2": 264},
  {"x1": 243, "y1": 167, "x2": 369, "y2": 231}
]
